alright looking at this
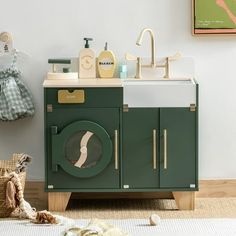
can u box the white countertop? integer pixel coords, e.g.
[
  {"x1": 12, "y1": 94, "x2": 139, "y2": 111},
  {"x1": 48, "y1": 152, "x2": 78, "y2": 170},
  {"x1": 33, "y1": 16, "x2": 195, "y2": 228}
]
[
  {"x1": 43, "y1": 78, "x2": 196, "y2": 88},
  {"x1": 43, "y1": 78, "x2": 196, "y2": 107},
  {"x1": 43, "y1": 79, "x2": 123, "y2": 88}
]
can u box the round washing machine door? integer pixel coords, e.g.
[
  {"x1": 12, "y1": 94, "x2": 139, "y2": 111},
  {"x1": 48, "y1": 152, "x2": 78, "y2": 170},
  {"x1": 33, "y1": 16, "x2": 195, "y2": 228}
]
[{"x1": 51, "y1": 120, "x2": 113, "y2": 178}]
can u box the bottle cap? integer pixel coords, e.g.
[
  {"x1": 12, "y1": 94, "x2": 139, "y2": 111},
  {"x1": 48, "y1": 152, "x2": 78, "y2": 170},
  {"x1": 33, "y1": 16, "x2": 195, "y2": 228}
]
[
  {"x1": 84, "y1": 38, "x2": 93, "y2": 48},
  {"x1": 104, "y1": 42, "x2": 108, "y2": 50},
  {"x1": 119, "y1": 64, "x2": 127, "y2": 72}
]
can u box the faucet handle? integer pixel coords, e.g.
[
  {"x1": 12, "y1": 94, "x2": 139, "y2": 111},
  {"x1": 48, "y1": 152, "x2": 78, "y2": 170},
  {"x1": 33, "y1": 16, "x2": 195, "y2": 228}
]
[
  {"x1": 125, "y1": 53, "x2": 137, "y2": 61},
  {"x1": 163, "y1": 52, "x2": 182, "y2": 79},
  {"x1": 168, "y1": 52, "x2": 182, "y2": 61},
  {"x1": 125, "y1": 53, "x2": 142, "y2": 79}
]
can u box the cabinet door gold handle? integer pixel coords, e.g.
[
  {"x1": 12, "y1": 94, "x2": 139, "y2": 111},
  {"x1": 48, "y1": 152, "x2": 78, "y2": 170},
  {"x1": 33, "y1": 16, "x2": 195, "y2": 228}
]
[
  {"x1": 115, "y1": 130, "x2": 118, "y2": 170},
  {"x1": 153, "y1": 129, "x2": 157, "y2": 170},
  {"x1": 164, "y1": 129, "x2": 168, "y2": 170}
]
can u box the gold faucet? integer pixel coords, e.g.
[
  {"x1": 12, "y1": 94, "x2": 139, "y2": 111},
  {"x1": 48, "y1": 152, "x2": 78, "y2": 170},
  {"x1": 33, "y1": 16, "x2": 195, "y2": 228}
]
[
  {"x1": 136, "y1": 28, "x2": 156, "y2": 68},
  {"x1": 126, "y1": 28, "x2": 181, "y2": 79},
  {"x1": 136, "y1": 28, "x2": 167, "y2": 78}
]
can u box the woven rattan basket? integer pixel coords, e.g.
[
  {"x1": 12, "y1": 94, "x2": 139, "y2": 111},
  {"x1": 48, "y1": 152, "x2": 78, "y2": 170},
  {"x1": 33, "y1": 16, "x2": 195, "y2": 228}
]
[{"x1": 0, "y1": 154, "x2": 26, "y2": 218}]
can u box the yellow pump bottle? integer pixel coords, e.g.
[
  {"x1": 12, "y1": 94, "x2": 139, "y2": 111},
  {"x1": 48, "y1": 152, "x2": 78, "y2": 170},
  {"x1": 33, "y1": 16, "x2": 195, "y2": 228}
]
[{"x1": 97, "y1": 42, "x2": 116, "y2": 78}]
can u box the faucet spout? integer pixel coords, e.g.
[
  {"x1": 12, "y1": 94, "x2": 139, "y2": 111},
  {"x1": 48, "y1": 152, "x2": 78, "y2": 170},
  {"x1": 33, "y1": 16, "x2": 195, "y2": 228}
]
[{"x1": 136, "y1": 28, "x2": 156, "y2": 68}]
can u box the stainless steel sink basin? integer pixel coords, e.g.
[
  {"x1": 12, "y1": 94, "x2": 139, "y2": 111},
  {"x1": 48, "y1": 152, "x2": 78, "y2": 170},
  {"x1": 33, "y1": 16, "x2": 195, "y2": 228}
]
[{"x1": 123, "y1": 78, "x2": 197, "y2": 107}]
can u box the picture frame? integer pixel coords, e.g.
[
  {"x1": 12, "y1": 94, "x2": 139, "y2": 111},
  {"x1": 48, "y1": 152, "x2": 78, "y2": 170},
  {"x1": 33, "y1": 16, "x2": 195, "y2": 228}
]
[{"x1": 192, "y1": 0, "x2": 236, "y2": 35}]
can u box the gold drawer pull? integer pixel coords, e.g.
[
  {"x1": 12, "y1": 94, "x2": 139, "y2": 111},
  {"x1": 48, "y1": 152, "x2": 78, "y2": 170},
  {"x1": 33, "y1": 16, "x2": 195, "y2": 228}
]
[
  {"x1": 115, "y1": 130, "x2": 118, "y2": 170},
  {"x1": 153, "y1": 129, "x2": 157, "y2": 170},
  {"x1": 164, "y1": 129, "x2": 168, "y2": 170}
]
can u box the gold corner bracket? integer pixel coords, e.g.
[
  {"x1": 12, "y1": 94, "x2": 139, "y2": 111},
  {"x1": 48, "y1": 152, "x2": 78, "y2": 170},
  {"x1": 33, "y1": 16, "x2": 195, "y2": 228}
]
[
  {"x1": 123, "y1": 104, "x2": 129, "y2": 112},
  {"x1": 190, "y1": 104, "x2": 196, "y2": 112},
  {"x1": 47, "y1": 104, "x2": 53, "y2": 112}
]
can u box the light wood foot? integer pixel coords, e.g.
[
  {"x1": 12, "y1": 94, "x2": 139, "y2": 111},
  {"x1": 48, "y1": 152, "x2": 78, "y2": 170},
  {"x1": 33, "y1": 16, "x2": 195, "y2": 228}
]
[
  {"x1": 172, "y1": 191, "x2": 195, "y2": 210},
  {"x1": 48, "y1": 192, "x2": 71, "y2": 212}
]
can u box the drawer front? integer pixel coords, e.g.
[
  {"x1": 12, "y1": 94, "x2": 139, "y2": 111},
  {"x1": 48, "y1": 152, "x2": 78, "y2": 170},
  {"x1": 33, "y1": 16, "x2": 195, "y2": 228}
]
[
  {"x1": 45, "y1": 87, "x2": 123, "y2": 108},
  {"x1": 58, "y1": 90, "x2": 85, "y2": 104}
]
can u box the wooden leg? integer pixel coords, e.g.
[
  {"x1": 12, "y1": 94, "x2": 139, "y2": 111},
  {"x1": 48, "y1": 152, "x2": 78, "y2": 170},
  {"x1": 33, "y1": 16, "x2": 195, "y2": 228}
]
[
  {"x1": 172, "y1": 191, "x2": 195, "y2": 210},
  {"x1": 48, "y1": 192, "x2": 71, "y2": 212}
]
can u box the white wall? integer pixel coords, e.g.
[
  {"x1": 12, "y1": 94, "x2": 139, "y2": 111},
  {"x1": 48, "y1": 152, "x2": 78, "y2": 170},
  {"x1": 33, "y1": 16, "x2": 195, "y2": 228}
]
[{"x1": 0, "y1": 0, "x2": 236, "y2": 180}]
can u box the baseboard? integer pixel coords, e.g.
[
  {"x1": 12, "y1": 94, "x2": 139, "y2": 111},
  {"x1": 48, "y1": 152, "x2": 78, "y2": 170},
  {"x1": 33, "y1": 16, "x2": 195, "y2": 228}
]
[
  {"x1": 24, "y1": 181, "x2": 48, "y2": 210},
  {"x1": 24, "y1": 180, "x2": 236, "y2": 210},
  {"x1": 197, "y1": 179, "x2": 236, "y2": 198}
]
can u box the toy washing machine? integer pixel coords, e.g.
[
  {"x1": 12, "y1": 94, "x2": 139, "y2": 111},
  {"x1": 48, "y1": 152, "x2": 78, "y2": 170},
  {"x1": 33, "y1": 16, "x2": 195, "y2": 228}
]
[{"x1": 44, "y1": 84, "x2": 123, "y2": 192}]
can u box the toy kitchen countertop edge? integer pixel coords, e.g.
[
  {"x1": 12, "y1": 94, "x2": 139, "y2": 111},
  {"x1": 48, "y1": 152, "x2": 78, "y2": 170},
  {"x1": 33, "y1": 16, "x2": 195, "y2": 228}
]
[{"x1": 43, "y1": 78, "x2": 123, "y2": 88}]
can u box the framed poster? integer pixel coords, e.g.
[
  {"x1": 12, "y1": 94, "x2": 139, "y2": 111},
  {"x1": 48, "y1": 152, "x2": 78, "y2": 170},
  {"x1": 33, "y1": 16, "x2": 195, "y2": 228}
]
[{"x1": 193, "y1": 0, "x2": 236, "y2": 34}]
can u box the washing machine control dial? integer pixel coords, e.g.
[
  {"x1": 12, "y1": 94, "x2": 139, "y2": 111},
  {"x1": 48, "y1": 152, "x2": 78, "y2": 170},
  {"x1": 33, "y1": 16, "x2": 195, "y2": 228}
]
[{"x1": 80, "y1": 146, "x2": 87, "y2": 154}]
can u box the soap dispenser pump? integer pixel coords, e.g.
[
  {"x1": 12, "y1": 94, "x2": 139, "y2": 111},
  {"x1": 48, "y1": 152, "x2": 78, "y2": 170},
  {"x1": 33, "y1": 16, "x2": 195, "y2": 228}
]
[
  {"x1": 97, "y1": 42, "x2": 116, "y2": 78},
  {"x1": 79, "y1": 38, "x2": 96, "y2": 78}
]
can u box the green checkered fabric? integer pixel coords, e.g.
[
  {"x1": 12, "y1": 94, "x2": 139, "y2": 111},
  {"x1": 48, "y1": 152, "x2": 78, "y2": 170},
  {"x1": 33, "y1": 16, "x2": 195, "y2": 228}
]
[{"x1": 0, "y1": 51, "x2": 35, "y2": 121}]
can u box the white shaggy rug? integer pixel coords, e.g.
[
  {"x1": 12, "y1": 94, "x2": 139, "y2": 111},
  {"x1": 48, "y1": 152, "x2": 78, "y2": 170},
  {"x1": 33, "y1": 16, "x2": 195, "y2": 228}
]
[{"x1": 0, "y1": 218, "x2": 236, "y2": 236}]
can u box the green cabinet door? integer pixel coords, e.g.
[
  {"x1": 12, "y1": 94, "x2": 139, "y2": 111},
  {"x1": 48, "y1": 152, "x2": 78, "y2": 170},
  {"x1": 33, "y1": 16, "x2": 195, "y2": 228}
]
[
  {"x1": 123, "y1": 108, "x2": 159, "y2": 189},
  {"x1": 46, "y1": 108, "x2": 120, "y2": 189},
  {"x1": 160, "y1": 108, "x2": 197, "y2": 189}
]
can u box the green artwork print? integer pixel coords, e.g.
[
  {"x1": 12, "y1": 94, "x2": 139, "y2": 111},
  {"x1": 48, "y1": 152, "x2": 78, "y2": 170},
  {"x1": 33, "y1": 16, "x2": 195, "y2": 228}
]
[{"x1": 194, "y1": 0, "x2": 236, "y2": 34}]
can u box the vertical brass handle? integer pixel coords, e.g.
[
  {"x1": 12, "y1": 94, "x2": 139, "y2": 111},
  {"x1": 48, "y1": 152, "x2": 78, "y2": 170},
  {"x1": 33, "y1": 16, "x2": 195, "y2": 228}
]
[
  {"x1": 153, "y1": 129, "x2": 157, "y2": 170},
  {"x1": 115, "y1": 130, "x2": 118, "y2": 170},
  {"x1": 164, "y1": 129, "x2": 168, "y2": 170}
]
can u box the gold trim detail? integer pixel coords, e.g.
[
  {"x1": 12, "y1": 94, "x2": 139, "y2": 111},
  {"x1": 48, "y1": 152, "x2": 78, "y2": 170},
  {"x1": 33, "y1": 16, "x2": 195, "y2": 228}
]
[{"x1": 58, "y1": 90, "x2": 85, "y2": 104}]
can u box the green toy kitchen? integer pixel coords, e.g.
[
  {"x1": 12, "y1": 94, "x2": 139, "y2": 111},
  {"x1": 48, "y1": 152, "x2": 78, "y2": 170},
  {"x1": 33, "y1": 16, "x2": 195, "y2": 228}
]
[{"x1": 43, "y1": 29, "x2": 198, "y2": 212}]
